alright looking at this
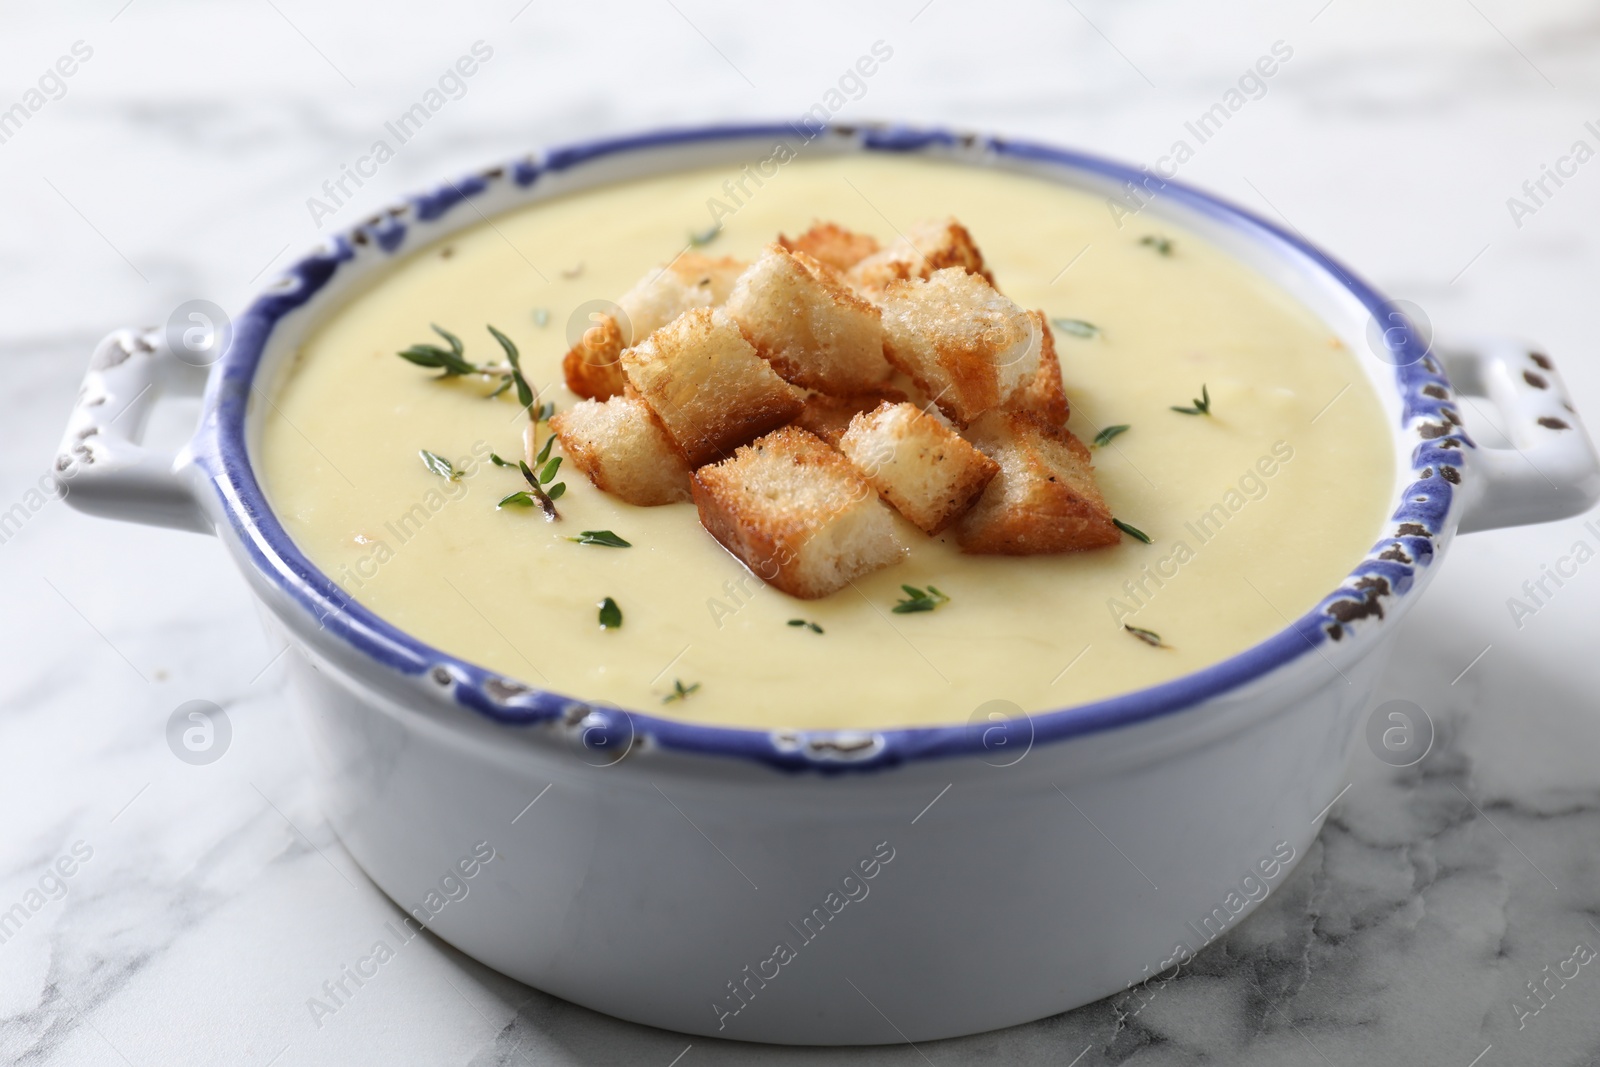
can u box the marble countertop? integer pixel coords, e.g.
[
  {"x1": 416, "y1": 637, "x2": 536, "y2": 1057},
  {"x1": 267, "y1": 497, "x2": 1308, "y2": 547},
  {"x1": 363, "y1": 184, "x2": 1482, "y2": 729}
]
[{"x1": 5, "y1": 1, "x2": 1600, "y2": 1063}]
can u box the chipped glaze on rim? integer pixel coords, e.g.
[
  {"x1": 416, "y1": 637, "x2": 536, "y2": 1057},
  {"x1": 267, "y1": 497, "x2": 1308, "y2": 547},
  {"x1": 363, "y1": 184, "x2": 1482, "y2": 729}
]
[{"x1": 198, "y1": 122, "x2": 1468, "y2": 773}]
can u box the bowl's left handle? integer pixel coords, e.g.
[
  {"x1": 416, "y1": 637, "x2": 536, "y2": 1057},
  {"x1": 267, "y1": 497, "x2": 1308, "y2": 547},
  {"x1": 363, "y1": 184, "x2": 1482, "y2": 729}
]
[{"x1": 54, "y1": 327, "x2": 213, "y2": 534}]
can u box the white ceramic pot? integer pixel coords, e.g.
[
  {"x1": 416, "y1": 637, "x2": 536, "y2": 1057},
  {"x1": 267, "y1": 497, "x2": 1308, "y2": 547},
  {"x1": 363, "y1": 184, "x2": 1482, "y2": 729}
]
[{"x1": 53, "y1": 124, "x2": 1600, "y2": 1045}]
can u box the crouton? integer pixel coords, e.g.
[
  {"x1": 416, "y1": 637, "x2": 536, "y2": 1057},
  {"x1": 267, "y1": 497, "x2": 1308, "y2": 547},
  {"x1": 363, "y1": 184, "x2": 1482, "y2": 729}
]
[
  {"x1": 619, "y1": 253, "x2": 749, "y2": 340},
  {"x1": 620, "y1": 308, "x2": 804, "y2": 467},
  {"x1": 846, "y1": 217, "x2": 995, "y2": 295},
  {"x1": 1010, "y1": 310, "x2": 1070, "y2": 424},
  {"x1": 793, "y1": 388, "x2": 907, "y2": 446},
  {"x1": 879, "y1": 268, "x2": 1040, "y2": 424},
  {"x1": 778, "y1": 221, "x2": 881, "y2": 272},
  {"x1": 725, "y1": 244, "x2": 893, "y2": 393},
  {"x1": 955, "y1": 411, "x2": 1119, "y2": 554},
  {"x1": 561, "y1": 310, "x2": 627, "y2": 400},
  {"x1": 692, "y1": 426, "x2": 907, "y2": 599},
  {"x1": 560, "y1": 254, "x2": 747, "y2": 400},
  {"x1": 550, "y1": 395, "x2": 692, "y2": 506},
  {"x1": 838, "y1": 401, "x2": 1000, "y2": 534}
]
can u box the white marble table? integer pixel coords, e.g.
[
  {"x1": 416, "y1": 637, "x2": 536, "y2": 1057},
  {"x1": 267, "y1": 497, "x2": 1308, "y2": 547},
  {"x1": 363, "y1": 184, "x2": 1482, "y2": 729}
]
[{"x1": 4, "y1": 1, "x2": 1600, "y2": 1063}]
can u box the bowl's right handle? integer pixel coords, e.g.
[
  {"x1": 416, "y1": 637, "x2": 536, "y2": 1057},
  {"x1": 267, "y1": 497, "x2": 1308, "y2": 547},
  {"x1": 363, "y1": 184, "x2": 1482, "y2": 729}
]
[
  {"x1": 1440, "y1": 336, "x2": 1600, "y2": 534},
  {"x1": 54, "y1": 327, "x2": 212, "y2": 534}
]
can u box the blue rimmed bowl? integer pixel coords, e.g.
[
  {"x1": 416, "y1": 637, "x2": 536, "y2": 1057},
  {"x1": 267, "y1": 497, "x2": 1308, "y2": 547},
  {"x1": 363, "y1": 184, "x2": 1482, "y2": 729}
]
[{"x1": 54, "y1": 123, "x2": 1600, "y2": 1044}]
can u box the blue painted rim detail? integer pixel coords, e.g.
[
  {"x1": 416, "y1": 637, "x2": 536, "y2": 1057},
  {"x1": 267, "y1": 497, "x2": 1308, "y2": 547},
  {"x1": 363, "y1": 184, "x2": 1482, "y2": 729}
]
[{"x1": 198, "y1": 122, "x2": 1466, "y2": 773}]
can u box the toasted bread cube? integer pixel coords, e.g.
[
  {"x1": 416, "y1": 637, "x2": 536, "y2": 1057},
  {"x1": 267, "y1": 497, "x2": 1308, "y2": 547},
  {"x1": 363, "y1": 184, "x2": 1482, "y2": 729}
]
[
  {"x1": 618, "y1": 253, "x2": 749, "y2": 341},
  {"x1": 549, "y1": 395, "x2": 692, "y2": 506},
  {"x1": 1009, "y1": 310, "x2": 1070, "y2": 424},
  {"x1": 778, "y1": 221, "x2": 881, "y2": 272},
  {"x1": 837, "y1": 401, "x2": 1000, "y2": 534},
  {"x1": 880, "y1": 268, "x2": 1040, "y2": 424},
  {"x1": 725, "y1": 244, "x2": 892, "y2": 393},
  {"x1": 693, "y1": 426, "x2": 907, "y2": 599},
  {"x1": 620, "y1": 308, "x2": 804, "y2": 468},
  {"x1": 560, "y1": 254, "x2": 747, "y2": 400},
  {"x1": 793, "y1": 388, "x2": 907, "y2": 446},
  {"x1": 955, "y1": 411, "x2": 1119, "y2": 554},
  {"x1": 561, "y1": 311, "x2": 627, "y2": 400},
  {"x1": 846, "y1": 217, "x2": 995, "y2": 295}
]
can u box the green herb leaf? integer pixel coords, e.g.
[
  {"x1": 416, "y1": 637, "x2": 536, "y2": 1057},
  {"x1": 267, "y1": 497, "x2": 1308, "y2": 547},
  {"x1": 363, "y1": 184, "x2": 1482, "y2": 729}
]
[
  {"x1": 497, "y1": 491, "x2": 535, "y2": 508},
  {"x1": 689, "y1": 223, "x2": 721, "y2": 247},
  {"x1": 489, "y1": 452, "x2": 513, "y2": 467},
  {"x1": 397, "y1": 343, "x2": 477, "y2": 376},
  {"x1": 788, "y1": 618, "x2": 824, "y2": 634},
  {"x1": 538, "y1": 456, "x2": 562, "y2": 484},
  {"x1": 892, "y1": 584, "x2": 951, "y2": 614},
  {"x1": 431, "y1": 323, "x2": 465, "y2": 357},
  {"x1": 515, "y1": 459, "x2": 560, "y2": 520},
  {"x1": 532, "y1": 307, "x2": 550, "y2": 328},
  {"x1": 546, "y1": 481, "x2": 566, "y2": 500},
  {"x1": 487, "y1": 377, "x2": 514, "y2": 399},
  {"x1": 662, "y1": 679, "x2": 701, "y2": 703},
  {"x1": 1125, "y1": 624, "x2": 1167, "y2": 648},
  {"x1": 567, "y1": 530, "x2": 631, "y2": 548},
  {"x1": 535, "y1": 434, "x2": 556, "y2": 466},
  {"x1": 1051, "y1": 317, "x2": 1100, "y2": 338},
  {"x1": 419, "y1": 449, "x2": 457, "y2": 480},
  {"x1": 1113, "y1": 518, "x2": 1152, "y2": 544},
  {"x1": 534, "y1": 401, "x2": 555, "y2": 423},
  {"x1": 598, "y1": 596, "x2": 622, "y2": 629},
  {"x1": 487, "y1": 324, "x2": 534, "y2": 410},
  {"x1": 1170, "y1": 384, "x2": 1211, "y2": 416},
  {"x1": 1091, "y1": 424, "x2": 1130, "y2": 448},
  {"x1": 1139, "y1": 235, "x2": 1174, "y2": 256}
]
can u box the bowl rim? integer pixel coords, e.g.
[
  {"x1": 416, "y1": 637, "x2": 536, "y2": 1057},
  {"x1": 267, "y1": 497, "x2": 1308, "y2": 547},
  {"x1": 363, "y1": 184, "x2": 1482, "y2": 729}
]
[{"x1": 198, "y1": 120, "x2": 1467, "y2": 773}]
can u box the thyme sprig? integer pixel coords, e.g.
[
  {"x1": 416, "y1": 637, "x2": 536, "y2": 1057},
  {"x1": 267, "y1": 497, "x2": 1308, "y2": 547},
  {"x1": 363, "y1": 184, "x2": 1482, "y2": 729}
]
[
  {"x1": 1139, "y1": 234, "x2": 1174, "y2": 256},
  {"x1": 567, "y1": 530, "x2": 631, "y2": 547},
  {"x1": 662, "y1": 679, "x2": 701, "y2": 703},
  {"x1": 1091, "y1": 424, "x2": 1130, "y2": 448},
  {"x1": 1171, "y1": 385, "x2": 1211, "y2": 416},
  {"x1": 419, "y1": 450, "x2": 460, "y2": 480},
  {"x1": 893, "y1": 584, "x2": 950, "y2": 614},
  {"x1": 787, "y1": 619, "x2": 824, "y2": 634},
  {"x1": 1051, "y1": 317, "x2": 1100, "y2": 338},
  {"x1": 1125, "y1": 624, "x2": 1168, "y2": 648},
  {"x1": 1113, "y1": 519, "x2": 1152, "y2": 544}
]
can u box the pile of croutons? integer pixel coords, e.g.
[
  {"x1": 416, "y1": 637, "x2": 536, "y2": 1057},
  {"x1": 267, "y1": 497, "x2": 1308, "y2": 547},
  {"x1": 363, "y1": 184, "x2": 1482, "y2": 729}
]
[{"x1": 549, "y1": 218, "x2": 1120, "y2": 600}]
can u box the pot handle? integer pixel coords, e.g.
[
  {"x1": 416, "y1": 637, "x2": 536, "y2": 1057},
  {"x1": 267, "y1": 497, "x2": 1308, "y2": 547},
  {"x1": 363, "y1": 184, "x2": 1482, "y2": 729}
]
[
  {"x1": 53, "y1": 327, "x2": 212, "y2": 534},
  {"x1": 1440, "y1": 337, "x2": 1600, "y2": 534}
]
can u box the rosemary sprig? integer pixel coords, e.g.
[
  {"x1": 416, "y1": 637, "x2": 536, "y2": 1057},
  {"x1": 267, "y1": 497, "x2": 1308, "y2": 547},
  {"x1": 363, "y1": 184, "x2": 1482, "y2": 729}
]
[
  {"x1": 597, "y1": 596, "x2": 622, "y2": 629},
  {"x1": 892, "y1": 584, "x2": 950, "y2": 614},
  {"x1": 1139, "y1": 235, "x2": 1174, "y2": 256},
  {"x1": 662, "y1": 679, "x2": 700, "y2": 703},
  {"x1": 787, "y1": 619, "x2": 824, "y2": 634},
  {"x1": 1125, "y1": 624, "x2": 1168, "y2": 648},
  {"x1": 1051, "y1": 318, "x2": 1100, "y2": 338},
  {"x1": 567, "y1": 530, "x2": 631, "y2": 547},
  {"x1": 419, "y1": 449, "x2": 459, "y2": 480},
  {"x1": 1171, "y1": 385, "x2": 1211, "y2": 416},
  {"x1": 1113, "y1": 518, "x2": 1151, "y2": 544},
  {"x1": 1091, "y1": 424, "x2": 1130, "y2": 448}
]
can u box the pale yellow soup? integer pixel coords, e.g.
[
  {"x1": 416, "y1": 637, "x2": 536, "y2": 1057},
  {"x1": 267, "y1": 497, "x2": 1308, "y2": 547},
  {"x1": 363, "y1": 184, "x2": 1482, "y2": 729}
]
[{"x1": 260, "y1": 154, "x2": 1393, "y2": 731}]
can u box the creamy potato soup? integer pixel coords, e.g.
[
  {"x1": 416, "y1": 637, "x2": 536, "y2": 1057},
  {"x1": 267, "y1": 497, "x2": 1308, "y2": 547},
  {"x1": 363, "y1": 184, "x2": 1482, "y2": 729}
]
[{"x1": 260, "y1": 154, "x2": 1393, "y2": 731}]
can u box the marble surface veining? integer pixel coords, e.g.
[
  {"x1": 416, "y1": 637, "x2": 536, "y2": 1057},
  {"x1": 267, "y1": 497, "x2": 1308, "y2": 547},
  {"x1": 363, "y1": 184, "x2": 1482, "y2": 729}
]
[{"x1": 3, "y1": 0, "x2": 1600, "y2": 1063}]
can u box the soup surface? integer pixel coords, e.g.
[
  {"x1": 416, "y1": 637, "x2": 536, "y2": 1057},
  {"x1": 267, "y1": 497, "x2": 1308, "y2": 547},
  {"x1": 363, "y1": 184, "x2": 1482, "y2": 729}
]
[{"x1": 260, "y1": 154, "x2": 1393, "y2": 730}]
